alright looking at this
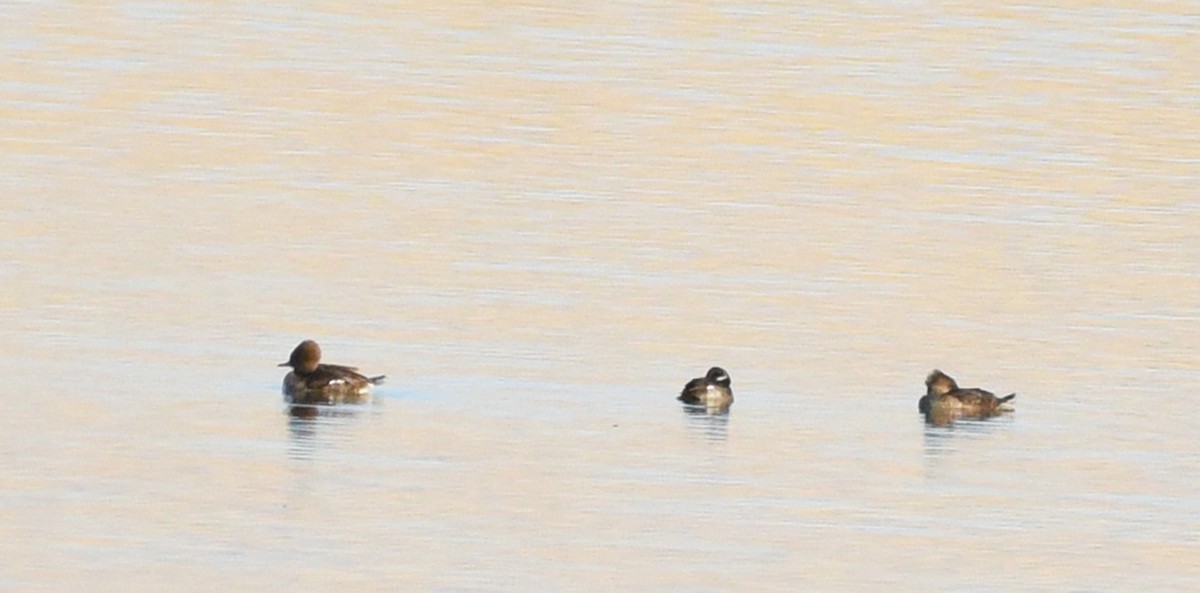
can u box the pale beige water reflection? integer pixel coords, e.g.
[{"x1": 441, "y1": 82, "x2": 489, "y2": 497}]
[{"x1": 2, "y1": 2, "x2": 1199, "y2": 592}]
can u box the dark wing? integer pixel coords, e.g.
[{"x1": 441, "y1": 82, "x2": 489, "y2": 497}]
[
  {"x1": 311, "y1": 363, "x2": 371, "y2": 385},
  {"x1": 951, "y1": 387, "x2": 996, "y2": 404},
  {"x1": 947, "y1": 387, "x2": 1014, "y2": 413},
  {"x1": 322, "y1": 364, "x2": 385, "y2": 385},
  {"x1": 678, "y1": 377, "x2": 705, "y2": 403}
]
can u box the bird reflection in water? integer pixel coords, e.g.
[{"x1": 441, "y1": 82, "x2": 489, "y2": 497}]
[
  {"x1": 681, "y1": 402, "x2": 730, "y2": 442},
  {"x1": 921, "y1": 413, "x2": 1013, "y2": 459},
  {"x1": 285, "y1": 403, "x2": 367, "y2": 460}
]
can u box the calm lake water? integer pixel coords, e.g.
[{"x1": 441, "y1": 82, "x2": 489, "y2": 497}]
[{"x1": 2, "y1": 2, "x2": 1198, "y2": 592}]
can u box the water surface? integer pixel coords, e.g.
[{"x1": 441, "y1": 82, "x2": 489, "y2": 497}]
[{"x1": 2, "y1": 2, "x2": 1198, "y2": 592}]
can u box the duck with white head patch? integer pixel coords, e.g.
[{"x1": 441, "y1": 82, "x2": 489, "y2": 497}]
[{"x1": 678, "y1": 366, "x2": 733, "y2": 412}]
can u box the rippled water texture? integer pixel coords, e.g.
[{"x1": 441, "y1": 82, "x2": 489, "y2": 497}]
[{"x1": 2, "y1": 3, "x2": 1198, "y2": 592}]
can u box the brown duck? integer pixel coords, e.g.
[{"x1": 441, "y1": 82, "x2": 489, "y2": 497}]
[
  {"x1": 278, "y1": 340, "x2": 385, "y2": 405},
  {"x1": 919, "y1": 369, "x2": 1014, "y2": 424}
]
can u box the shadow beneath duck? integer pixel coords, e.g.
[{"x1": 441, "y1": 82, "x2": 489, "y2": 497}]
[
  {"x1": 922, "y1": 413, "x2": 1014, "y2": 457},
  {"x1": 285, "y1": 403, "x2": 369, "y2": 459},
  {"x1": 921, "y1": 405, "x2": 1014, "y2": 428},
  {"x1": 286, "y1": 391, "x2": 372, "y2": 407},
  {"x1": 680, "y1": 402, "x2": 731, "y2": 441}
]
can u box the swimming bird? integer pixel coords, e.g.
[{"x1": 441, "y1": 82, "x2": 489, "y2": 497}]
[
  {"x1": 278, "y1": 340, "x2": 384, "y2": 405},
  {"x1": 919, "y1": 369, "x2": 1014, "y2": 424},
  {"x1": 678, "y1": 366, "x2": 734, "y2": 412}
]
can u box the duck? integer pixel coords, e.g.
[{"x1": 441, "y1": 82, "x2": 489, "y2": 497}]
[
  {"x1": 278, "y1": 340, "x2": 384, "y2": 405},
  {"x1": 919, "y1": 369, "x2": 1014, "y2": 424},
  {"x1": 678, "y1": 367, "x2": 733, "y2": 411}
]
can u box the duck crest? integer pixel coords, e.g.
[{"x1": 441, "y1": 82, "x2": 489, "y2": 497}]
[
  {"x1": 283, "y1": 340, "x2": 322, "y2": 373},
  {"x1": 925, "y1": 369, "x2": 959, "y2": 396}
]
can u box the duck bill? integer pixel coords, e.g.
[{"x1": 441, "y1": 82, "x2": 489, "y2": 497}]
[{"x1": 277, "y1": 361, "x2": 290, "y2": 367}]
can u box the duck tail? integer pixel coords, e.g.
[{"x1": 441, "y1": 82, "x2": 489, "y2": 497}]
[
  {"x1": 369, "y1": 375, "x2": 386, "y2": 385},
  {"x1": 998, "y1": 393, "x2": 1016, "y2": 403}
]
